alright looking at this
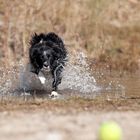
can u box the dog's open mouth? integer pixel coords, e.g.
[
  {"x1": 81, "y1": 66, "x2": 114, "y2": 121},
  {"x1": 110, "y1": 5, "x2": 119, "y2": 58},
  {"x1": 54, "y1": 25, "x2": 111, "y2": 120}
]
[{"x1": 43, "y1": 65, "x2": 50, "y2": 72}]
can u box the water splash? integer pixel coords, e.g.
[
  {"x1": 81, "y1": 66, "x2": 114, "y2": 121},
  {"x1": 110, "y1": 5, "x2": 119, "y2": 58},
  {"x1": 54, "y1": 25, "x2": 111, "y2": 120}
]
[
  {"x1": 18, "y1": 52, "x2": 98, "y2": 94},
  {"x1": 0, "y1": 52, "x2": 126, "y2": 99},
  {"x1": 0, "y1": 67, "x2": 18, "y2": 98},
  {"x1": 59, "y1": 52, "x2": 98, "y2": 93},
  {"x1": 105, "y1": 80, "x2": 125, "y2": 99}
]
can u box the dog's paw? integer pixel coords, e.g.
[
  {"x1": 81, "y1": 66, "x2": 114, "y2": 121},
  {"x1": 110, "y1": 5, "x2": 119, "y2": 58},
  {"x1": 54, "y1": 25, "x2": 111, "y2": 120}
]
[{"x1": 50, "y1": 91, "x2": 59, "y2": 98}]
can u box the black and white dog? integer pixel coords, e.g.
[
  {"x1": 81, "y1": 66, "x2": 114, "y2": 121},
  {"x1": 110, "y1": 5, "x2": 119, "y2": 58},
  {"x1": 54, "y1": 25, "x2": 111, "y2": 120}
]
[{"x1": 29, "y1": 32, "x2": 67, "y2": 97}]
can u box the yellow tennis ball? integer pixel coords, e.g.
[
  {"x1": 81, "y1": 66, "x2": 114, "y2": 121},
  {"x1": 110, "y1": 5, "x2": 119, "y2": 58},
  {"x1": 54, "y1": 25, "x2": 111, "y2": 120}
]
[{"x1": 99, "y1": 121, "x2": 122, "y2": 140}]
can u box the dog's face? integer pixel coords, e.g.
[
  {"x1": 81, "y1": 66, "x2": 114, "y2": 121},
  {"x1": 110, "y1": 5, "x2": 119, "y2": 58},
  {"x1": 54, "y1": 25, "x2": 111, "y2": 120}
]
[
  {"x1": 29, "y1": 32, "x2": 67, "y2": 76},
  {"x1": 30, "y1": 42, "x2": 56, "y2": 73},
  {"x1": 41, "y1": 49, "x2": 53, "y2": 71}
]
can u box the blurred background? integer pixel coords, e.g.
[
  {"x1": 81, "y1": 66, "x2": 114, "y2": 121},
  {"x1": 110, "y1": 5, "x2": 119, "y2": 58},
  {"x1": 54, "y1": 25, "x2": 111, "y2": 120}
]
[{"x1": 0, "y1": 0, "x2": 140, "y2": 71}]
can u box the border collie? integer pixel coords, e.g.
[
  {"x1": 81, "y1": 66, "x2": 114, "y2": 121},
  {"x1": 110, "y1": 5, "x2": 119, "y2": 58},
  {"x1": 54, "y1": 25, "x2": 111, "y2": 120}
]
[{"x1": 29, "y1": 32, "x2": 67, "y2": 97}]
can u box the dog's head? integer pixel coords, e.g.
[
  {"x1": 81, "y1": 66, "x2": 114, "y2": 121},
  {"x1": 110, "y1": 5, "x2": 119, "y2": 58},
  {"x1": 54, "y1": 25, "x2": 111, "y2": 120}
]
[
  {"x1": 40, "y1": 48, "x2": 53, "y2": 71},
  {"x1": 29, "y1": 32, "x2": 67, "y2": 74},
  {"x1": 29, "y1": 41, "x2": 54, "y2": 73}
]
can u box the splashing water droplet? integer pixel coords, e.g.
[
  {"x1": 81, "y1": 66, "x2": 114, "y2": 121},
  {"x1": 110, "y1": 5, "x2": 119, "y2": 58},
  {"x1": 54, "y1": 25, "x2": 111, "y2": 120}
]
[
  {"x1": 0, "y1": 52, "x2": 99, "y2": 99},
  {"x1": 59, "y1": 52, "x2": 98, "y2": 93},
  {"x1": 18, "y1": 52, "x2": 99, "y2": 94}
]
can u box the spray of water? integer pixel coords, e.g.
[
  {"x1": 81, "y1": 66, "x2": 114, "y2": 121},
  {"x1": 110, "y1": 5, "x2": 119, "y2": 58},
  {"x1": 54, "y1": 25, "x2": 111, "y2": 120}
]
[
  {"x1": 59, "y1": 52, "x2": 97, "y2": 93},
  {"x1": 0, "y1": 52, "x2": 125, "y2": 99},
  {"x1": 18, "y1": 52, "x2": 98, "y2": 94},
  {"x1": 0, "y1": 67, "x2": 18, "y2": 99}
]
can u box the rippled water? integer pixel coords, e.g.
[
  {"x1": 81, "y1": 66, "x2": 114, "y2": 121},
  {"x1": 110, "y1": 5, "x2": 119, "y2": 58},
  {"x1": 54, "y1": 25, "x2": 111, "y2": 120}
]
[{"x1": 0, "y1": 52, "x2": 139, "y2": 100}]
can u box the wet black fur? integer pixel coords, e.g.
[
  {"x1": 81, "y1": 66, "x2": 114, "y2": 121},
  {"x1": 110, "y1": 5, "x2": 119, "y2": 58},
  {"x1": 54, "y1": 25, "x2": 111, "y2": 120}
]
[{"x1": 29, "y1": 32, "x2": 67, "y2": 91}]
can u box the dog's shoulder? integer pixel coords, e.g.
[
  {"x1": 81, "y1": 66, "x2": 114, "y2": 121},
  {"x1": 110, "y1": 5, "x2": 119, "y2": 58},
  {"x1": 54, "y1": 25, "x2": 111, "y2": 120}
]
[
  {"x1": 44, "y1": 32, "x2": 67, "y2": 58},
  {"x1": 45, "y1": 32, "x2": 64, "y2": 47}
]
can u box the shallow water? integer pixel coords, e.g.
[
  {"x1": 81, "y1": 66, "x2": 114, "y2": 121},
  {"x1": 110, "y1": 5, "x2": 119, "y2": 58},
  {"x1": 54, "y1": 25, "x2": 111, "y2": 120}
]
[
  {"x1": 0, "y1": 52, "x2": 139, "y2": 101},
  {"x1": 94, "y1": 70, "x2": 140, "y2": 100}
]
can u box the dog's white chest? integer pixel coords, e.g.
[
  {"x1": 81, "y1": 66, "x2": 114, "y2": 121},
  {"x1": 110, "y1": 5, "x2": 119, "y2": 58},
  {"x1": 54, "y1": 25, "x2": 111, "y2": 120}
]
[
  {"x1": 38, "y1": 72, "x2": 46, "y2": 84},
  {"x1": 38, "y1": 71, "x2": 53, "y2": 90}
]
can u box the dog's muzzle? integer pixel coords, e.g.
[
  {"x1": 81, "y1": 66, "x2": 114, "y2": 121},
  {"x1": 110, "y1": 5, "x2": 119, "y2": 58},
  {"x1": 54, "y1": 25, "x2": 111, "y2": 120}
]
[{"x1": 43, "y1": 61, "x2": 50, "y2": 71}]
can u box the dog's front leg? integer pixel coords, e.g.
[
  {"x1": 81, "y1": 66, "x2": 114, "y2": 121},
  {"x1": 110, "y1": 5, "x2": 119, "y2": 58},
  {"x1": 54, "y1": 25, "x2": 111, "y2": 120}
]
[
  {"x1": 51, "y1": 65, "x2": 63, "y2": 97},
  {"x1": 52, "y1": 67, "x2": 62, "y2": 91}
]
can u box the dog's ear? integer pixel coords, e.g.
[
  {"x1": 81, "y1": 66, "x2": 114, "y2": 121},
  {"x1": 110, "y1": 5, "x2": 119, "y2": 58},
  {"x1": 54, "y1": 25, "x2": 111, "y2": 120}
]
[
  {"x1": 30, "y1": 33, "x2": 45, "y2": 46},
  {"x1": 30, "y1": 33, "x2": 38, "y2": 46}
]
